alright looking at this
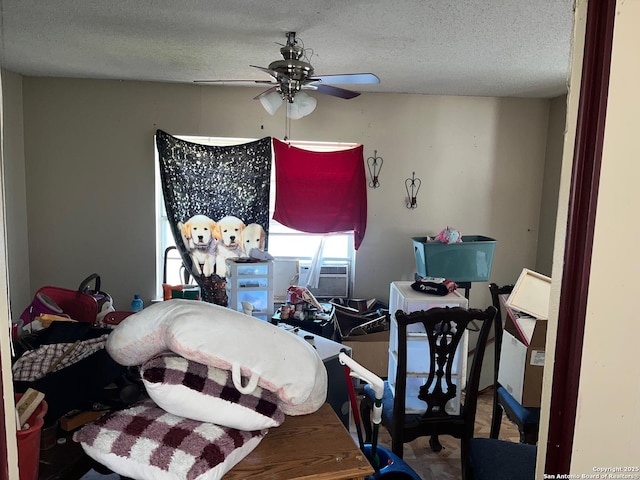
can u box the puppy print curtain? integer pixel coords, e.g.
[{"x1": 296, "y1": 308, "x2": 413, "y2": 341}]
[
  {"x1": 155, "y1": 130, "x2": 272, "y2": 305},
  {"x1": 272, "y1": 138, "x2": 367, "y2": 249}
]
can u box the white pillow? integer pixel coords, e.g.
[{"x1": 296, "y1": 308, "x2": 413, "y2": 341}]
[
  {"x1": 106, "y1": 299, "x2": 327, "y2": 415},
  {"x1": 73, "y1": 400, "x2": 265, "y2": 480},
  {"x1": 141, "y1": 352, "x2": 285, "y2": 430}
]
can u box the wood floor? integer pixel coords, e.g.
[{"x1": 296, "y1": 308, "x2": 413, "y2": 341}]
[{"x1": 351, "y1": 387, "x2": 522, "y2": 480}]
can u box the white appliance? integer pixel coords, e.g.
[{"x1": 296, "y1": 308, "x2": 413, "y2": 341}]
[{"x1": 298, "y1": 264, "x2": 350, "y2": 298}]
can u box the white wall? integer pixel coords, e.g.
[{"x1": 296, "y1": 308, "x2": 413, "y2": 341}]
[
  {"x1": 570, "y1": 0, "x2": 640, "y2": 469},
  {"x1": 0, "y1": 66, "x2": 21, "y2": 480},
  {"x1": 536, "y1": 95, "x2": 566, "y2": 276},
  {"x1": 1, "y1": 70, "x2": 30, "y2": 320},
  {"x1": 15, "y1": 77, "x2": 552, "y2": 312}
]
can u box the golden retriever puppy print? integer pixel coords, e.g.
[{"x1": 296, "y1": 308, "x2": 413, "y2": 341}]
[
  {"x1": 241, "y1": 223, "x2": 266, "y2": 256},
  {"x1": 213, "y1": 215, "x2": 246, "y2": 277},
  {"x1": 178, "y1": 214, "x2": 218, "y2": 277}
]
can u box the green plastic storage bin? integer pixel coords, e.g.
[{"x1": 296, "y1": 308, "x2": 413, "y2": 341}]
[{"x1": 412, "y1": 235, "x2": 496, "y2": 283}]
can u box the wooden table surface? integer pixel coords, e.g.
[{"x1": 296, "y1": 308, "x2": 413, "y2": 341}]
[{"x1": 224, "y1": 403, "x2": 374, "y2": 480}]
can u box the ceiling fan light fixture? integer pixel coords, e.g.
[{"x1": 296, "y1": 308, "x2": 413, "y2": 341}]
[
  {"x1": 286, "y1": 92, "x2": 317, "y2": 120},
  {"x1": 259, "y1": 90, "x2": 283, "y2": 115}
]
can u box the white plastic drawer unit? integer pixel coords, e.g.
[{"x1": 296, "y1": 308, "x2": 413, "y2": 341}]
[
  {"x1": 387, "y1": 281, "x2": 469, "y2": 415},
  {"x1": 395, "y1": 331, "x2": 466, "y2": 375},
  {"x1": 227, "y1": 261, "x2": 271, "y2": 277},
  {"x1": 388, "y1": 282, "x2": 469, "y2": 354},
  {"x1": 237, "y1": 277, "x2": 269, "y2": 289},
  {"x1": 225, "y1": 259, "x2": 274, "y2": 319},
  {"x1": 233, "y1": 290, "x2": 270, "y2": 313},
  {"x1": 388, "y1": 353, "x2": 462, "y2": 415}
]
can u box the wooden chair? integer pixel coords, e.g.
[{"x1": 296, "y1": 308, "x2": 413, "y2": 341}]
[
  {"x1": 360, "y1": 305, "x2": 496, "y2": 479},
  {"x1": 489, "y1": 283, "x2": 540, "y2": 444}
]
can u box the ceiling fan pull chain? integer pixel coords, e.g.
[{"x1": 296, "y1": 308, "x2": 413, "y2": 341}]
[{"x1": 284, "y1": 111, "x2": 291, "y2": 142}]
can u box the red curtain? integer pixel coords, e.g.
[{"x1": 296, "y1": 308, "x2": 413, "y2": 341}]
[{"x1": 273, "y1": 138, "x2": 367, "y2": 250}]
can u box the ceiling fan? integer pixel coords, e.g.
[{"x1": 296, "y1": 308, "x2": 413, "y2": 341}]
[{"x1": 195, "y1": 32, "x2": 380, "y2": 109}]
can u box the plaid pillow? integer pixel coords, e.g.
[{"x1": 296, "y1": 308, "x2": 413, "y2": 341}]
[
  {"x1": 74, "y1": 399, "x2": 265, "y2": 480},
  {"x1": 141, "y1": 352, "x2": 284, "y2": 430}
]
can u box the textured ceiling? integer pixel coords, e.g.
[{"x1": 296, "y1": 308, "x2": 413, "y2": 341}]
[{"x1": 0, "y1": 0, "x2": 575, "y2": 98}]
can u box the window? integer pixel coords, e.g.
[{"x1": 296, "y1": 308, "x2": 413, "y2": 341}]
[{"x1": 155, "y1": 136, "x2": 357, "y2": 298}]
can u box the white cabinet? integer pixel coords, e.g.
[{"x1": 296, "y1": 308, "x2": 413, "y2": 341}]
[
  {"x1": 387, "y1": 281, "x2": 468, "y2": 414},
  {"x1": 225, "y1": 259, "x2": 274, "y2": 320}
]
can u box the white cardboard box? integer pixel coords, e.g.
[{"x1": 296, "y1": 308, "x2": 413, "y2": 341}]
[{"x1": 498, "y1": 295, "x2": 547, "y2": 407}]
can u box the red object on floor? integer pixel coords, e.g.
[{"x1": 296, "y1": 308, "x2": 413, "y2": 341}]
[{"x1": 16, "y1": 393, "x2": 48, "y2": 480}]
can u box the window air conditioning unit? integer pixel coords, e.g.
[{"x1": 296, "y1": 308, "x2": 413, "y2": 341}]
[{"x1": 299, "y1": 264, "x2": 350, "y2": 298}]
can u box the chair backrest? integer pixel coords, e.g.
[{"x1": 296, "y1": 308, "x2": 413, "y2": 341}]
[
  {"x1": 163, "y1": 246, "x2": 191, "y2": 284},
  {"x1": 393, "y1": 306, "x2": 497, "y2": 431},
  {"x1": 489, "y1": 282, "x2": 514, "y2": 322},
  {"x1": 488, "y1": 283, "x2": 514, "y2": 383}
]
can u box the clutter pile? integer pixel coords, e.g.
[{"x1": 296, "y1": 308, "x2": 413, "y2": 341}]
[
  {"x1": 432, "y1": 225, "x2": 463, "y2": 244},
  {"x1": 275, "y1": 286, "x2": 341, "y2": 340},
  {"x1": 330, "y1": 297, "x2": 389, "y2": 337},
  {"x1": 411, "y1": 274, "x2": 458, "y2": 296},
  {"x1": 12, "y1": 321, "x2": 139, "y2": 425},
  {"x1": 18, "y1": 274, "x2": 116, "y2": 332},
  {"x1": 72, "y1": 300, "x2": 328, "y2": 480}
]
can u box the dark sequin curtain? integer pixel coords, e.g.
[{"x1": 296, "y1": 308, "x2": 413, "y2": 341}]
[{"x1": 155, "y1": 130, "x2": 272, "y2": 305}]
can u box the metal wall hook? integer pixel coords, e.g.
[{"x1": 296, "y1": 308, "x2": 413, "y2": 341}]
[
  {"x1": 405, "y1": 172, "x2": 421, "y2": 209},
  {"x1": 367, "y1": 150, "x2": 383, "y2": 188}
]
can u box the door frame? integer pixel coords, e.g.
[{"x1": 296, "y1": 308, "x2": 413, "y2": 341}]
[{"x1": 544, "y1": 0, "x2": 616, "y2": 473}]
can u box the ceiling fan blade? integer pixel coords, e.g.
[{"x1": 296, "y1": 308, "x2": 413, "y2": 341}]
[
  {"x1": 308, "y1": 73, "x2": 380, "y2": 85},
  {"x1": 309, "y1": 83, "x2": 361, "y2": 99},
  {"x1": 250, "y1": 64, "x2": 290, "y2": 81},
  {"x1": 193, "y1": 79, "x2": 275, "y2": 85},
  {"x1": 253, "y1": 86, "x2": 280, "y2": 100}
]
